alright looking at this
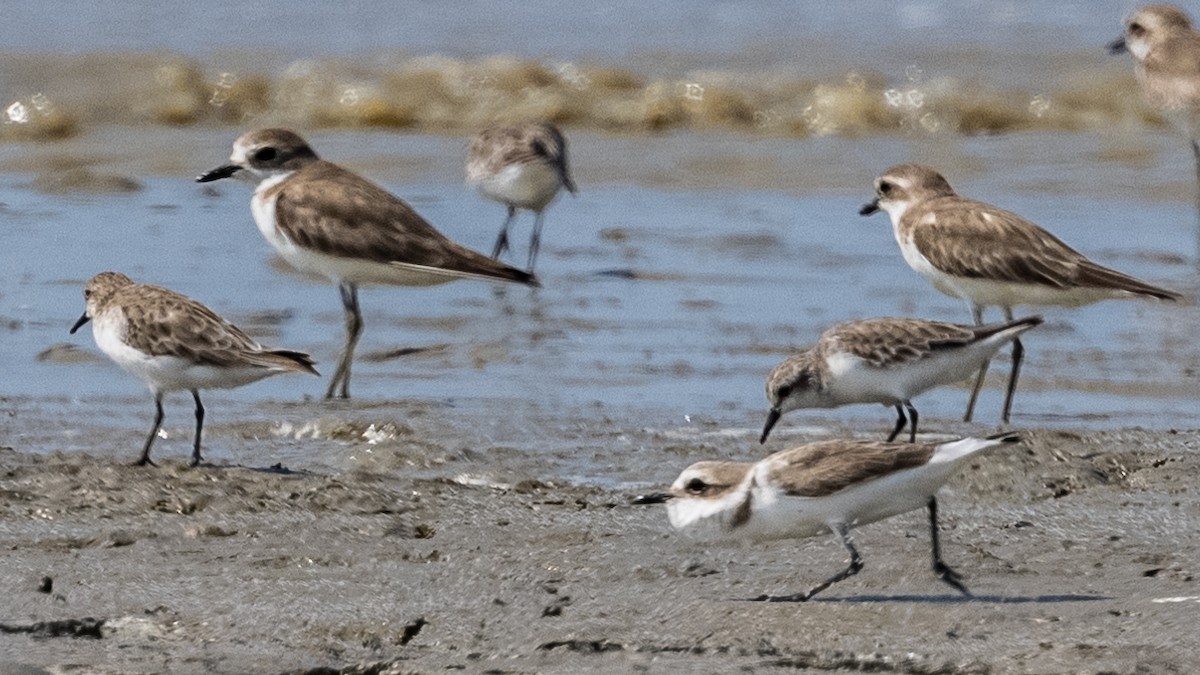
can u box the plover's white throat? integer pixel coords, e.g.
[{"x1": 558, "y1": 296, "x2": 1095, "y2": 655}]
[
  {"x1": 466, "y1": 121, "x2": 576, "y2": 273},
  {"x1": 198, "y1": 128, "x2": 538, "y2": 399},
  {"x1": 70, "y1": 271, "x2": 319, "y2": 466},
  {"x1": 635, "y1": 432, "x2": 1020, "y2": 601},
  {"x1": 1111, "y1": 4, "x2": 1200, "y2": 249},
  {"x1": 860, "y1": 163, "x2": 1181, "y2": 423},
  {"x1": 761, "y1": 316, "x2": 1043, "y2": 444}
]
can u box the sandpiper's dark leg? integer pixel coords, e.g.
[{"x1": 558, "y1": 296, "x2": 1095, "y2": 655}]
[
  {"x1": 325, "y1": 282, "x2": 362, "y2": 400},
  {"x1": 886, "y1": 403, "x2": 908, "y2": 442},
  {"x1": 1000, "y1": 307, "x2": 1024, "y2": 424},
  {"x1": 137, "y1": 394, "x2": 164, "y2": 467},
  {"x1": 527, "y1": 210, "x2": 546, "y2": 273},
  {"x1": 754, "y1": 522, "x2": 863, "y2": 602},
  {"x1": 963, "y1": 306, "x2": 988, "y2": 422},
  {"x1": 491, "y1": 205, "x2": 517, "y2": 260},
  {"x1": 190, "y1": 390, "x2": 205, "y2": 467},
  {"x1": 905, "y1": 400, "x2": 919, "y2": 443},
  {"x1": 928, "y1": 496, "x2": 970, "y2": 596}
]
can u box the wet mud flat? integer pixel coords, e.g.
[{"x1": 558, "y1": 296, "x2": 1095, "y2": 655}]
[{"x1": 1, "y1": 424, "x2": 1198, "y2": 674}]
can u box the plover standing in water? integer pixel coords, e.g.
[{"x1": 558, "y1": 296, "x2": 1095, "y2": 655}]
[
  {"x1": 70, "y1": 272, "x2": 319, "y2": 466},
  {"x1": 635, "y1": 432, "x2": 1021, "y2": 601},
  {"x1": 1111, "y1": 4, "x2": 1200, "y2": 247},
  {"x1": 760, "y1": 316, "x2": 1042, "y2": 444},
  {"x1": 466, "y1": 121, "x2": 576, "y2": 272},
  {"x1": 860, "y1": 163, "x2": 1180, "y2": 423},
  {"x1": 198, "y1": 128, "x2": 538, "y2": 399}
]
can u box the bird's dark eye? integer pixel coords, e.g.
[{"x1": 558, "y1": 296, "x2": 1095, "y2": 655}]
[
  {"x1": 83, "y1": 289, "x2": 92, "y2": 298},
  {"x1": 879, "y1": 181, "x2": 893, "y2": 195},
  {"x1": 254, "y1": 147, "x2": 278, "y2": 162},
  {"x1": 1129, "y1": 22, "x2": 1144, "y2": 36},
  {"x1": 685, "y1": 478, "x2": 707, "y2": 494},
  {"x1": 775, "y1": 384, "x2": 792, "y2": 399}
]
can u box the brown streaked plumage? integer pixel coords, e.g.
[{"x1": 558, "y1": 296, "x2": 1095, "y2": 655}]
[
  {"x1": 70, "y1": 272, "x2": 318, "y2": 467},
  {"x1": 466, "y1": 121, "x2": 576, "y2": 272},
  {"x1": 1112, "y1": 5, "x2": 1200, "y2": 113},
  {"x1": 265, "y1": 160, "x2": 536, "y2": 284},
  {"x1": 635, "y1": 433, "x2": 1021, "y2": 601},
  {"x1": 1111, "y1": 4, "x2": 1200, "y2": 255},
  {"x1": 761, "y1": 316, "x2": 1042, "y2": 444},
  {"x1": 861, "y1": 163, "x2": 1180, "y2": 424},
  {"x1": 198, "y1": 128, "x2": 537, "y2": 399}
]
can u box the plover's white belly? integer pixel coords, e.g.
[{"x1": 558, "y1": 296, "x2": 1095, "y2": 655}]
[
  {"x1": 473, "y1": 162, "x2": 561, "y2": 211},
  {"x1": 251, "y1": 191, "x2": 458, "y2": 288},
  {"x1": 899, "y1": 238, "x2": 1125, "y2": 309}
]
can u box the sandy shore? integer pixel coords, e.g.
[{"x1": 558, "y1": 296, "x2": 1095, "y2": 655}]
[{"x1": 2, "y1": 421, "x2": 1198, "y2": 674}]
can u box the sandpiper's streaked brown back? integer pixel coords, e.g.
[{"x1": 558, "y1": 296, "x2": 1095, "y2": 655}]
[
  {"x1": 761, "y1": 316, "x2": 1041, "y2": 444},
  {"x1": 466, "y1": 120, "x2": 576, "y2": 271},
  {"x1": 70, "y1": 271, "x2": 318, "y2": 466}
]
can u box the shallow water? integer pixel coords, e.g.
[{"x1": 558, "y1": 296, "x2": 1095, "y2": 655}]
[
  {"x1": 2, "y1": 2, "x2": 1199, "y2": 478},
  {"x1": 2, "y1": 129, "x2": 1197, "y2": 478},
  {"x1": 0, "y1": 1, "x2": 1177, "y2": 139}
]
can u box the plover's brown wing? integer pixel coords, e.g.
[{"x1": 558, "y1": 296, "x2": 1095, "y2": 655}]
[
  {"x1": 912, "y1": 198, "x2": 1180, "y2": 299},
  {"x1": 825, "y1": 318, "x2": 979, "y2": 369},
  {"x1": 764, "y1": 440, "x2": 937, "y2": 498},
  {"x1": 906, "y1": 197, "x2": 1088, "y2": 289},
  {"x1": 118, "y1": 286, "x2": 267, "y2": 366},
  {"x1": 273, "y1": 162, "x2": 537, "y2": 285}
]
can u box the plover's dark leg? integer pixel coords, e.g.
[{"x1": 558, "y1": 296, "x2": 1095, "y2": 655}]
[
  {"x1": 1000, "y1": 307, "x2": 1024, "y2": 424},
  {"x1": 325, "y1": 282, "x2": 362, "y2": 400},
  {"x1": 963, "y1": 305, "x2": 988, "y2": 422}
]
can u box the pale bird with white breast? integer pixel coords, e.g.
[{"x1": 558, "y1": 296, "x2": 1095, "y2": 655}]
[
  {"x1": 70, "y1": 271, "x2": 319, "y2": 467},
  {"x1": 466, "y1": 121, "x2": 577, "y2": 272},
  {"x1": 198, "y1": 128, "x2": 538, "y2": 399},
  {"x1": 761, "y1": 316, "x2": 1042, "y2": 445},
  {"x1": 635, "y1": 432, "x2": 1021, "y2": 601},
  {"x1": 860, "y1": 163, "x2": 1181, "y2": 424},
  {"x1": 1111, "y1": 4, "x2": 1200, "y2": 235}
]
